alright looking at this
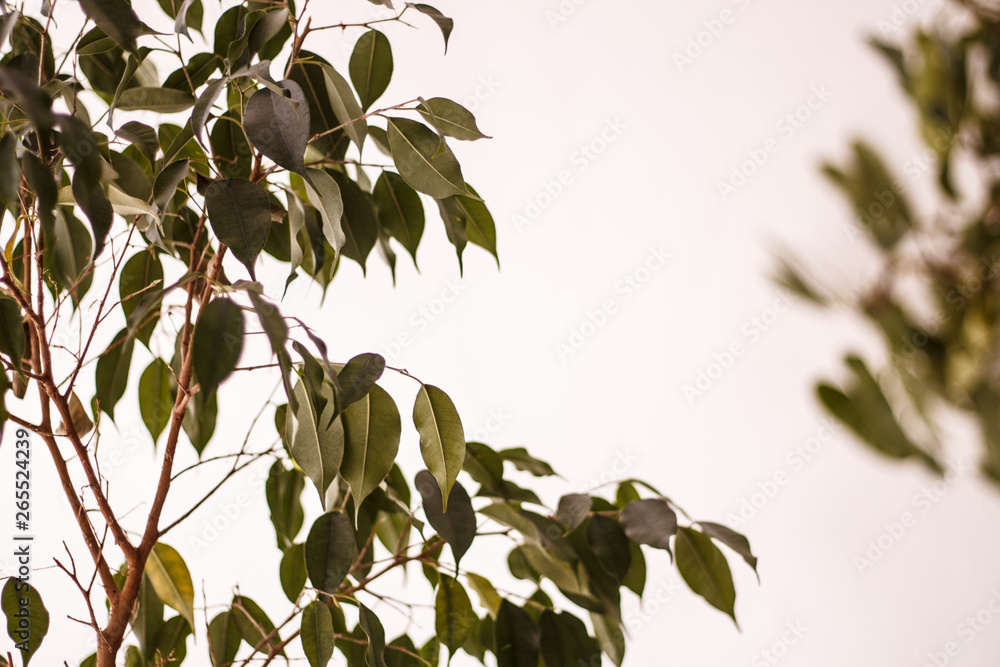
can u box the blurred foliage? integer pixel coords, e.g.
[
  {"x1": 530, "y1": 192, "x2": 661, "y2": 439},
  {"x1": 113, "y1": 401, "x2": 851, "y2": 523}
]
[{"x1": 782, "y1": 0, "x2": 1000, "y2": 486}]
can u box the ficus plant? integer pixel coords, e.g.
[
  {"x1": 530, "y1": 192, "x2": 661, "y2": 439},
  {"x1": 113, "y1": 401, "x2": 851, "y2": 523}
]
[
  {"x1": 0, "y1": 1, "x2": 757, "y2": 665},
  {"x1": 781, "y1": 0, "x2": 1000, "y2": 488}
]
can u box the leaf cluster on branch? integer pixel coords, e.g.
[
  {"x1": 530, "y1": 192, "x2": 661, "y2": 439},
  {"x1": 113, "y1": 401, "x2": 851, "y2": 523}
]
[{"x1": 0, "y1": 0, "x2": 755, "y2": 665}]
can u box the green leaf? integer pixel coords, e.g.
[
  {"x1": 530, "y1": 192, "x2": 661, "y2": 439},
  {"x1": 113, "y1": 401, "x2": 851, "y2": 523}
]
[
  {"x1": 697, "y1": 521, "x2": 759, "y2": 581},
  {"x1": 465, "y1": 572, "x2": 502, "y2": 619},
  {"x1": 145, "y1": 542, "x2": 196, "y2": 631},
  {"x1": 303, "y1": 168, "x2": 346, "y2": 255},
  {"x1": 415, "y1": 470, "x2": 476, "y2": 567},
  {"x1": 266, "y1": 461, "x2": 306, "y2": 548},
  {"x1": 319, "y1": 63, "x2": 367, "y2": 152},
  {"x1": 495, "y1": 600, "x2": 539, "y2": 667},
  {"x1": 341, "y1": 383, "x2": 401, "y2": 520},
  {"x1": 139, "y1": 358, "x2": 172, "y2": 444},
  {"x1": 190, "y1": 77, "x2": 227, "y2": 144},
  {"x1": 152, "y1": 615, "x2": 191, "y2": 662},
  {"x1": 152, "y1": 159, "x2": 190, "y2": 210},
  {"x1": 519, "y1": 544, "x2": 581, "y2": 594},
  {"x1": 417, "y1": 98, "x2": 489, "y2": 141},
  {"x1": 305, "y1": 511, "x2": 355, "y2": 595},
  {"x1": 589, "y1": 612, "x2": 625, "y2": 667},
  {"x1": 497, "y1": 447, "x2": 556, "y2": 477},
  {"x1": 623, "y1": 540, "x2": 646, "y2": 597},
  {"x1": 116, "y1": 121, "x2": 159, "y2": 165},
  {"x1": 206, "y1": 178, "x2": 271, "y2": 280},
  {"x1": 208, "y1": 612, "x2": 241, "y2": 665},
  {"x1": 95, "y1": 328, "x2": 135, "y2": 419},
  {"x1": 192, "y1": 298, "x2": 244, "y2": 397},
  {"x1": 359, "y1": 603, "x2": 388, "y2": 667},
  {"x1": 386, "y1": 117, "x2": 470, "y2": 199},
  {"x1": 556, "y1": 494, "x2": 591, "y2": 532},
  {"x1": 435, "y1": 575, "x2": 476, "y2": 658},
  {"x1": 372, "y1": 171, "x2": 424, "y2": 267},
  {"x1": 619, "y1": 498, "x2": 677, "y2": 553},
  {"x1": 231, "y1": 595, "x2": 284, "y2": 656},
  {"x1": 413, "y1": 383, "x2": 466, "y2": 511},
  {"x1": 409, "y1": 4, "x2": 454, "y2": 53},
  {"x1": 349, "y1": 30, "x2": 393, "y2": 111},
  {"x1": 210, "y1": 112, "x2": 253, "y2": 181},
  {"x1": 117, "y1": 87, "x2": 195, "y2": 113},
  {"x1": 2, "y1": 579, "x2": 49, "y2": 666},
  {"x1": 438, "y1": 185, "x2": 498, "y2": 266},
  {"x1": 675, "y1": 526, "x2": 737, "y2": 626},
  {"x1": 133, "y1": 571, "x2": 164, "y2": 661},
  {"x1": 289, "y1": 378, "x2": 344, "y2": 503},
  {"x1": 279, "y1": 543, "x2": 307, "y2": 603},
  {"x1": 120, "y1": 250, "x2": 163, "y2": 347},
  {"x1": 46, "y1": 208, "x2": 94, "y2": 307},
  {"x1": 337, "y1": 353, "x2": 386, "y2": 410},
  {"x1": 328, "y1": 169, "x2": 378, "y2": 273},
  {"x1": 301, "y1": 600, "x2": 336, "y2": 667},
  {"x1": 77, "y1": 0, "x2": 143, "y2": 51},
  {"x1": 244, "y1": 80, "x2": 310, "y2": 177},
  {"x1": 539, "y1": 610, "x2": 601, "y2": 667},
  {"x1": 182, "y1": 388, "x2": 217, "y2": 455},
  {"x1": 0, "y1": 297, "x2": 25, "y2": 377}
]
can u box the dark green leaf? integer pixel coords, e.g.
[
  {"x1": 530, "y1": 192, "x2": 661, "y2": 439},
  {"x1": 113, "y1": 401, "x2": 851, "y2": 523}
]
[
  {"x1": 152, "y1": 615, "x2": 191, "y2": 663},
  {"x1": 208, "y1": 612, "x2": 241, "y2": 665},
  {"x1": 2, "y1": 579, "x2": 49, "y2": 666},
  {"x1": 409, "y1": 4, "x2": 453, "y2": 53},
  {"x1": 328, "y1": 169, "x2": 378, "y2": 273},
  {"x1": 0, "y1": 297, "x2": 25, "y2": 377},
  {"x1": 77, "y1": 0, "x2": 143, "y2": 51},
  {"x1": 153, "y1": 159, "x2": 190, "y2": 210},
  {"x1": 698, "y1": 521, "x2": 758, "y2": 580},
  {"x1": 497, "y1": 447, "x2": 556, "y2": 477},
  {"x1": 116, "y1": 121, "x2": 158, "y2": 164},
  {"x1": 305, "y1": 511, "x2": 355, "y2": 595},
  {"x1": 95, "y1": 328, "x2": 134, "y2": 419},
  {"x1": 437, "y1": 185, "x2": 497, "y2": 267},
  {"x1": 279, "y1": 543, "x2": 307, "y2": 603},
  {"x1": 386, "y1": 117, "x2": 470, "y2": 199},
  {"x1": 117, "y1": 87, "x2": 195, "y2": 113},
  {"x1": 415, "y1": 470, "x2": 476, "y2": 567},
  {"x1": 206, "y1": 178, "x2": 271, "y2": 279},
  {"x1": 120, "y1": 250, "x2": 163, "y2": 346},
  {"x1": 435, "y1": 575, "x2": 476, "y2": 658},
  {"x1": 619, "y1": 498, "x2": 677, "y2": 552},
  {"x1": 301, "y1": 600, "x2": 336, "y2": 667},
  {"x1": 244, "y1": 79, "x2": 310, "y2": 177},
  {"x1": 359, "y1": 602, "x2": 387, "y2": 667},
  {"x1": 417, "y1": 98, "x2": 489, "y2": 141},
  {"x1": 349, "y1": 30, "x2": 393, "y2": 111},
  {"x1": 337, "y1": 353, "x2": 386, "y2": 409},
  {"x1": 373, "y1": 171, "x2": 424, "y2": 267},
  {"x1": 231, "y1": 595, "x2": 284, "y2": 656},
  {"x1": 495, "y1": 600, "x2": 539, "y2": 667},
  {"x1": 266, "y1": 461, "x2": 306, "y2": 548},
  {"x1": 139, "y1": 358, "x2": 172, "y2": 444},
  {"x1": 192, "y1": 298, "x2": 244, "y2": 397},
  {"x1": 539, "y1": 610, "x2": 601, "y2": 667},
  {"x1": 556, "y1": 494, "x2": 591, "y2": 532},
  {"x1": 675, "y1": 526, "x2": 737, "y2": 626},
  {"x1": 289, "y1": 378, "x2": 343, "y2": 503},
  {"x1": 133, "y1": 571, "x2": 164, "y2": 661}
]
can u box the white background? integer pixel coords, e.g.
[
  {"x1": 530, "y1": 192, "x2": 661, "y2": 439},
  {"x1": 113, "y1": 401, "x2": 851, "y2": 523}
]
[{"x1": 5, "y1": 0, "x2": 1000, "y2": 665}]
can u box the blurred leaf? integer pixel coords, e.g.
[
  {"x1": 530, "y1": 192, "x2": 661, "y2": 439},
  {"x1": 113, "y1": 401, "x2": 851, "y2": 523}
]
[{"x1": 675, "y1": 526, "x2": 737, "y2": 626}]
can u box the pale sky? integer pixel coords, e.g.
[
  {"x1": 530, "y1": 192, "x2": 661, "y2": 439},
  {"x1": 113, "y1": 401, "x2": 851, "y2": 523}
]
[{"x1": 5, "y1": 0, "x2": 1000, "y2": 665}]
